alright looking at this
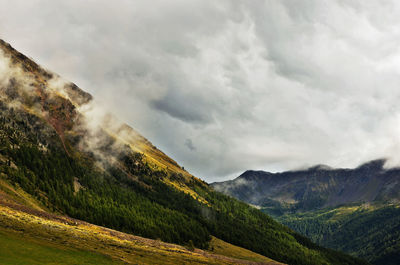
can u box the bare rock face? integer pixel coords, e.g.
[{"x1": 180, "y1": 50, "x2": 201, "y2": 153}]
[{"x1": 63, "y1": 82, "x2": 93, "y2": 106}]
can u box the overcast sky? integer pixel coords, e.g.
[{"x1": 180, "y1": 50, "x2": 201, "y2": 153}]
[{"x1": 2, "y1": 0, "x2": 400, "y2": 181}]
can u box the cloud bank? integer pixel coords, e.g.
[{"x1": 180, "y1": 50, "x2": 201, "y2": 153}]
[{"x1": 2, "y1": 0, "x2": 400, "y2": 181}]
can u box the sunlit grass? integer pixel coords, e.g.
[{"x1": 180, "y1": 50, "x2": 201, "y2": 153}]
[
  {"x1": 0, "y1": 231, "x2": 118, "y2": 265},
  {"x1": 209, "y1": 236, "x2": 283, "y2": 264}
]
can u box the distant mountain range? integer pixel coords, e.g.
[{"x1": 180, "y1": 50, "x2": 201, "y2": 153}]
[{"x1": 212, "y1": 160, "x2": 400, "y2": 264}]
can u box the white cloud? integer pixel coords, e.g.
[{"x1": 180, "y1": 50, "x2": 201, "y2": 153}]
[{"x1": 2, "y1": 0, "x2": 400, "y2": 181}]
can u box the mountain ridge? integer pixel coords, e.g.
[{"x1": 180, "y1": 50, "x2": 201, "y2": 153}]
[
  {"x1": 0, "y1": 38, "x2": 209, "y2": 203},
  {"x1": 212, "y1": 159, "x2": 400, "y2": 211}
]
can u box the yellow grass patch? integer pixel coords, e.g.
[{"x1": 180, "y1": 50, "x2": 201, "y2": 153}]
[{"x1": 209, "y1": 236, "x2": 284, "y2": 264}]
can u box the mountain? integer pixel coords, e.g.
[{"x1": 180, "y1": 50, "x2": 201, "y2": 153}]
[
  {"x1": 212, "y1": 159, "x2": 400, "y2": 211},
  {"x1": 278, "y1": 204, "x2": 400, "y2": 265},
  {"x1": 212, "y1": 161, "x2": 400, "y2": 264},
  {"x1": 0, "y1": 39, "x2": 368, "y2": 264}
]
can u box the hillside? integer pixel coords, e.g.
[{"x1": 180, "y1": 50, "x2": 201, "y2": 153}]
[
  {"x1": 212, "y1": 162, "x2": 400, "y2": 264},
  {"x1": 0, "y1": 184, "x2": 283, "y2": 265},
  {"x1": 278, "y1": 204, "x2": 400, "y2": 265},
  {"x1": 0, "y1": 39, "x2": 367, "y2": 265}
]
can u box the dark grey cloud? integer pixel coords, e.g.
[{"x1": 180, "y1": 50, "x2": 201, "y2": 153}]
[
  {"x1": 184, "y1": 139, "x2": 196, "y2": 151},
  {"x1": 151, "y1": 87, "x2": 213, "y2": 124},
  {"x1": 2, "y1": 0, "x2": 400, "y2": 181}
]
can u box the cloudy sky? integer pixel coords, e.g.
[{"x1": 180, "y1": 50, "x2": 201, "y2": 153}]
[{"x1": 2, "y1": 0, "x2": 400, "y2": 181}]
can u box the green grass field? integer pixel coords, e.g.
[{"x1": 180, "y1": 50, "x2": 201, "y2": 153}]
[{"x1": 0, "y1": 230, "x2": 119, "y2": 265}]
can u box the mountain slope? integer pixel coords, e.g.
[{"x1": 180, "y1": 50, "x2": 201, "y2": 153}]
[
  {"x1": 0, "y1": 39, "x2": 367, "y2": 265},
  {"x1": 0, "y1": 186, "x2": 282, "y2": 265},
  {"x1": 212, "y1": 162, "x2": 400, "y2": 264},
  {"x1": 278, "y1": 204, "x2": 400, "y2": 265}
]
